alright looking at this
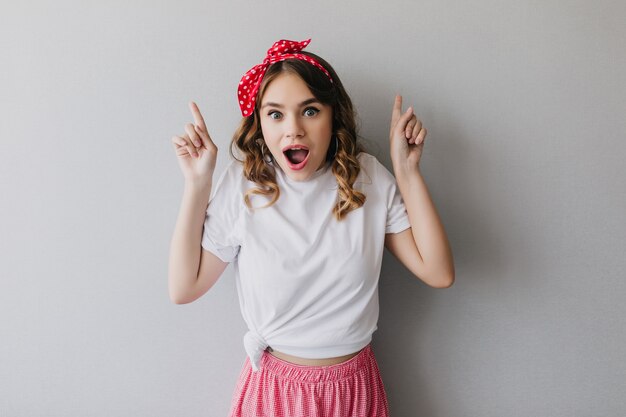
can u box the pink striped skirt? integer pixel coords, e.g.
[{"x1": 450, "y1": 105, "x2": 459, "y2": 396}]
[{"x1": 227, "y1": 343, "x2": 390, "y2": 417}]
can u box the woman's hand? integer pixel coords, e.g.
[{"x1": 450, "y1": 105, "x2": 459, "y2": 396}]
[
  {"x1": 389, "y1": 94, "x2": 427, "y2": 173},
  {"x1": 171, "y1": 101, "x2": 218, "y2": 185}
]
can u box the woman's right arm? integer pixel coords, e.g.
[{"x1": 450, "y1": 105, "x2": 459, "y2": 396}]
[
  {"x1": 168, "y1": 181, "x2": 228, "y2": 304},
  {"x1": 168, "y1": 101, "x2": 227, "y2": 304}
]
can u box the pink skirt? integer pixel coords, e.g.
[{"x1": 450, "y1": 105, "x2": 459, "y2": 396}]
[{"x1": 227, "y1": 343, "x2": 390, "y2": 417}]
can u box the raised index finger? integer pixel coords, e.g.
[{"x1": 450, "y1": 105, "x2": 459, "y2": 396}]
[
  {"x1": 188, "y1": 101, "x2": 207, "y2": 131},
  {"x1": 391, "y1": 95, "x2": 403, "y2": 126}
]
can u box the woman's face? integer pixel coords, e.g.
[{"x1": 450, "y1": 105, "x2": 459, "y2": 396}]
[{"x1": 258, "y1": 72, "x2": 333, "y2": 182}]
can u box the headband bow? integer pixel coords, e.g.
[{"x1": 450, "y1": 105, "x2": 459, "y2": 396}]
[{"x1": 237, "y1": 38, "x2": 333, "y2": 117}]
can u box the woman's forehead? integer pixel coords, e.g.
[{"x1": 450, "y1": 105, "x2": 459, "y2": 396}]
[{"x1": 261, "y1": 73, "x2": 313, "y2": 103}]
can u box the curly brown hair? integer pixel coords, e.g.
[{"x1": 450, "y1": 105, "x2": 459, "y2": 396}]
[{"x1": 229, "y1": 51, "x2": 366, "y2": 220}]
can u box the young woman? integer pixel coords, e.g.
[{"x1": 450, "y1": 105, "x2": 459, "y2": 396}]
[{"x1": 169, "y1": 38, "x2": 454, "y2": 417}]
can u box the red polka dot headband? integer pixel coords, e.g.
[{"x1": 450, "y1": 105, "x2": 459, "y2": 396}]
[{"x1": 237, "y1": 38, "x2": 333, "y2": 117}]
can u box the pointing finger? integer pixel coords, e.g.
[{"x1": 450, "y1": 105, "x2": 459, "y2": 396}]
[
  {"x1": 189, "y1": 101, "x2": 207, "y2": 131},
  {"x1": 391, "y1": 95, "x2": 403, "y2": 127}
]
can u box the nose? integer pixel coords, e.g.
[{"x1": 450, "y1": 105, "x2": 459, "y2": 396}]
[{"x1": 285, "y1": 113, "x2": 304, "y2": 139}]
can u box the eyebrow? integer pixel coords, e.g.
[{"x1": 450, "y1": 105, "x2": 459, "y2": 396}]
[{"x1": 261, "y1": 98, "x2": 321, "y2": 110}]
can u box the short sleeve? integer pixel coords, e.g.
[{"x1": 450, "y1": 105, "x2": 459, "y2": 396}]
[
  {"x1": 201, "y1": 161, "x2": 243, "y2": 262},
  {"x1": 375, "y1": 159, "x2": 411, "y2": 234}
]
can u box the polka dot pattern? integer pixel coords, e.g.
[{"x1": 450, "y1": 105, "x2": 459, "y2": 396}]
[{"x1": 237, "y1": 38, "x2": 334, "y2": 117}]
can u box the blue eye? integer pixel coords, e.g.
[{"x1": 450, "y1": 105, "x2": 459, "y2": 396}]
[
  {"x1": 267, "y1": 107, "x2": 319, "y2": 120},
  {"x1": 304, "y1": 107, "x2": 320, "y2": 116}
]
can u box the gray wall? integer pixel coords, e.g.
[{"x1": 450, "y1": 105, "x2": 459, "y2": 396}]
[{"x1": 1, "y1": 0, "x2": 625, "y2": 416}]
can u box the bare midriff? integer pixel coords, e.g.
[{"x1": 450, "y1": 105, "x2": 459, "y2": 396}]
[{"x1": 267, "y1": 347, "x2": 362, "y2": 366}]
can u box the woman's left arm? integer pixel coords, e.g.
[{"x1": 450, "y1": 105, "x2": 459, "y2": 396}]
[{"x1": 384, "y1": 95, "x2": 455, "y2": 288}]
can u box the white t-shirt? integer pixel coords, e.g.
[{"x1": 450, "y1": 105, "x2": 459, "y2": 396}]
[{"x1": 201, "y1": 152, "x2": 410, "y2": 371}]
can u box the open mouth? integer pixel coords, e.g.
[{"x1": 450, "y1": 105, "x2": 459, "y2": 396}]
[{"x1": 282, "y1": 146, "x2": 310, "y2": 170}]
